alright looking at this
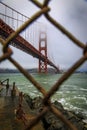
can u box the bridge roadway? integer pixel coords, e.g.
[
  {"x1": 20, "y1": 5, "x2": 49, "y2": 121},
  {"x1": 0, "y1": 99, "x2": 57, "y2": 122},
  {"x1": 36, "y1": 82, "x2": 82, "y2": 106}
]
[
  {"x1": 0, "y1": 19, "x2": 59, "y2": 72},
  {"x1": 0, "y1": 84, "x2": 45, "y2": 130}
]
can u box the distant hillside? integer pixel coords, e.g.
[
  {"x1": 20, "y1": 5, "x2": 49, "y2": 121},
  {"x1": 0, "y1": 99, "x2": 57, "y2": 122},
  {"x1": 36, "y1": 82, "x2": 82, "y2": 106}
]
[
  {"x1": 0, "y1": 68, "x2": 86, "y2": 74},
  {"x1": 0, "y1": 68, "x2": 57, "y2": 74},
  {"x1": 0, "y1": 68, "x2": 20, "y2": 73}
]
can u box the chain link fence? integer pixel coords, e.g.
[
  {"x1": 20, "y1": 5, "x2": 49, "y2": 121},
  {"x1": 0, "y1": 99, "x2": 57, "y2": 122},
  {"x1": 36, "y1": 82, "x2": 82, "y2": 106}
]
[{"x1": 0, "y1": 0, "x2": 87, "y2": 130}]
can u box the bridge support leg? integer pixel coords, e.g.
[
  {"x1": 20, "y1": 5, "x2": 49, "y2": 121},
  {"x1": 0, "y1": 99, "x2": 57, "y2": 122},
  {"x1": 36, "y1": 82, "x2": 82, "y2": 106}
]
[{"x1": 38, "y1": 32, "x2": 47, "y2": 73}]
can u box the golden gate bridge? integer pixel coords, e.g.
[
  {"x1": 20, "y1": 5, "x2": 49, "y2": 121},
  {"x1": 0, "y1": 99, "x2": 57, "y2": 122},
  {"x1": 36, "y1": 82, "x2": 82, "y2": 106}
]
[{"x1": 0, "y1": 2, "x2": 59, "y2": 73}]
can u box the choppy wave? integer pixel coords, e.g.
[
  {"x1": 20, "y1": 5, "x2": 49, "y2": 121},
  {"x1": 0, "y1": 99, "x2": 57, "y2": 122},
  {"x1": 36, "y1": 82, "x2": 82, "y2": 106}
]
[{"x1": 0, "y1": 73, "x2": 87, "y2": 120}]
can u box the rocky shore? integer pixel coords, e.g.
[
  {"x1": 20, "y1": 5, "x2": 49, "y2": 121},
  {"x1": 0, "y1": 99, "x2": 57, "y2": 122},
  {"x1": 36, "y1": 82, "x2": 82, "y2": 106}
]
[{"x1": 24, "y1": 94, "x2": 87, "y2": 130}]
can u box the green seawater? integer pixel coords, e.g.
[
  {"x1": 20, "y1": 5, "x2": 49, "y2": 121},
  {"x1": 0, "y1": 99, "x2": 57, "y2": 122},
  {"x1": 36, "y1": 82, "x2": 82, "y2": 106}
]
[{"x1": 0, "y1": 72, "x2": 87, "y2": 119}]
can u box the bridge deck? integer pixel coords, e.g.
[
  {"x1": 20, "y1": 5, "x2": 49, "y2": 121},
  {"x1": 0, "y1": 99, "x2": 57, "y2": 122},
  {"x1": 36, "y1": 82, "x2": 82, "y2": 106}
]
[
  {"x1": 0, "y1": 18, "x2": 59, "y2": 72},
  {"x1": 0, "y1": 84, "x2": 44, "y2": 130}
]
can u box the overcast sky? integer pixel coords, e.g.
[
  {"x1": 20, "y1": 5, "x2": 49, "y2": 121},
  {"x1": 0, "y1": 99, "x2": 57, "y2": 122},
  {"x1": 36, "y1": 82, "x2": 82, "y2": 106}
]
[{"x1": 0, "y1": 0, "x2": 87, "y2": 71}]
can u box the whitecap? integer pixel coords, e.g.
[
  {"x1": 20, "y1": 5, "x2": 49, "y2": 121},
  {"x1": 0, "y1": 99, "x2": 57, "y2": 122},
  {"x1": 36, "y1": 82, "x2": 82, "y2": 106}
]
[
  {"x1": 43, "y1": 81, "x2": 47, "y2": 84},
  {"x1": 59, "y1": 98, "x2": 66, "y2": 104},
  {"x1": 61, "y1": 84, "x2": 79, "y2": 90},
  {"x1": 79, "y1": 88, "x2": 87, "y2": 91}
]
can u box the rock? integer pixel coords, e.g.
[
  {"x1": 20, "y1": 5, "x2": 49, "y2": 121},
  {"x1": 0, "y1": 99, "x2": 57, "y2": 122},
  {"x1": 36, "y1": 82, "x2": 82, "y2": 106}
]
[
  {"x1": 32, "y1": 96, "x2": 43, "y2": 109},
  {"x1": 53, "y1": 100, "x2": 64, "y2": 111},
  {"x1": 24, "y1": 95, "x2": 87, "y2": 130},
  {"x1": 84, "y1": 124, "x2": 87, "y2": 130},
  {"x1": 24, "y1": 94, "x2": 32, "y2": 109}
]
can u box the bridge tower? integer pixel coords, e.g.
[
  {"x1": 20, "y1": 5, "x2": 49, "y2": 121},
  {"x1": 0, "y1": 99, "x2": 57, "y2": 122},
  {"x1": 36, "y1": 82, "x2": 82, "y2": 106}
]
[{"x1": 38, "y1": 32, "x2": 47, "y2": 73}]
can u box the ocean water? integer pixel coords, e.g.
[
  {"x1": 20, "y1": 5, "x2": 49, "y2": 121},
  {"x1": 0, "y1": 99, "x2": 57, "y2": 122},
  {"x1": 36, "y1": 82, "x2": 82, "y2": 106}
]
[{"x1": 0, "y1": 72, "x2": 87, "y2": 119}]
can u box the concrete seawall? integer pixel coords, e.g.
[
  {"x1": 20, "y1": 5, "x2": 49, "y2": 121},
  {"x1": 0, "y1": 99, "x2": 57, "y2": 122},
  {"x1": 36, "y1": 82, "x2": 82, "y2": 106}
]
[{"x1": 0, "y1": 83, "x2": 45, "y2": 130}]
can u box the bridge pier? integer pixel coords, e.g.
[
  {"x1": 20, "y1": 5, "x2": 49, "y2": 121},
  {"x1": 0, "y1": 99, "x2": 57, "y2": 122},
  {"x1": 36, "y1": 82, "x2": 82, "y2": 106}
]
[
  {"x1": 0, "y1": 2, "x2": 59, "y2": 73},
  {"x1": 38, "y1": 32, "x2": 47, "y2": 73}
]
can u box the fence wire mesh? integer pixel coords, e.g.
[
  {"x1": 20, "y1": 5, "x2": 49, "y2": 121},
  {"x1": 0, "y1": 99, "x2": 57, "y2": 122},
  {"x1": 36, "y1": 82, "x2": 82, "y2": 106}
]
[{"x1": 0, "y1": 0, "x2": 87, "y2": 130}]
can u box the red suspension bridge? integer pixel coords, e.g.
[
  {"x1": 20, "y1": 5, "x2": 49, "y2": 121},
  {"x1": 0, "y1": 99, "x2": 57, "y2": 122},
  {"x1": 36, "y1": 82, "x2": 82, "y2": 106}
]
[{"x1": 0, "y1": 2, "x2": 59, "y2": 73}]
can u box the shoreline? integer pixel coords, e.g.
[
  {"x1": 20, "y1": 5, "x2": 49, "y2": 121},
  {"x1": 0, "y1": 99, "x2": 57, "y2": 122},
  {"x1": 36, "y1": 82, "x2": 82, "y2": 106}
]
[
  {"x1": 24, "y1": 94, "x2": 87, "y2": 130},
  {"x1": 0, "y1": 82, "x2": 87, "y2": 130}
]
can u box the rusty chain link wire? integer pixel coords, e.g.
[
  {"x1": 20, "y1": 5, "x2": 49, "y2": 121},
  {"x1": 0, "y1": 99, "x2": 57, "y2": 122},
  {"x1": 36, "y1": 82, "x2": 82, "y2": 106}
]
[{"x1": 0, "y1": 0, "x2": 87, "y2": 130}]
